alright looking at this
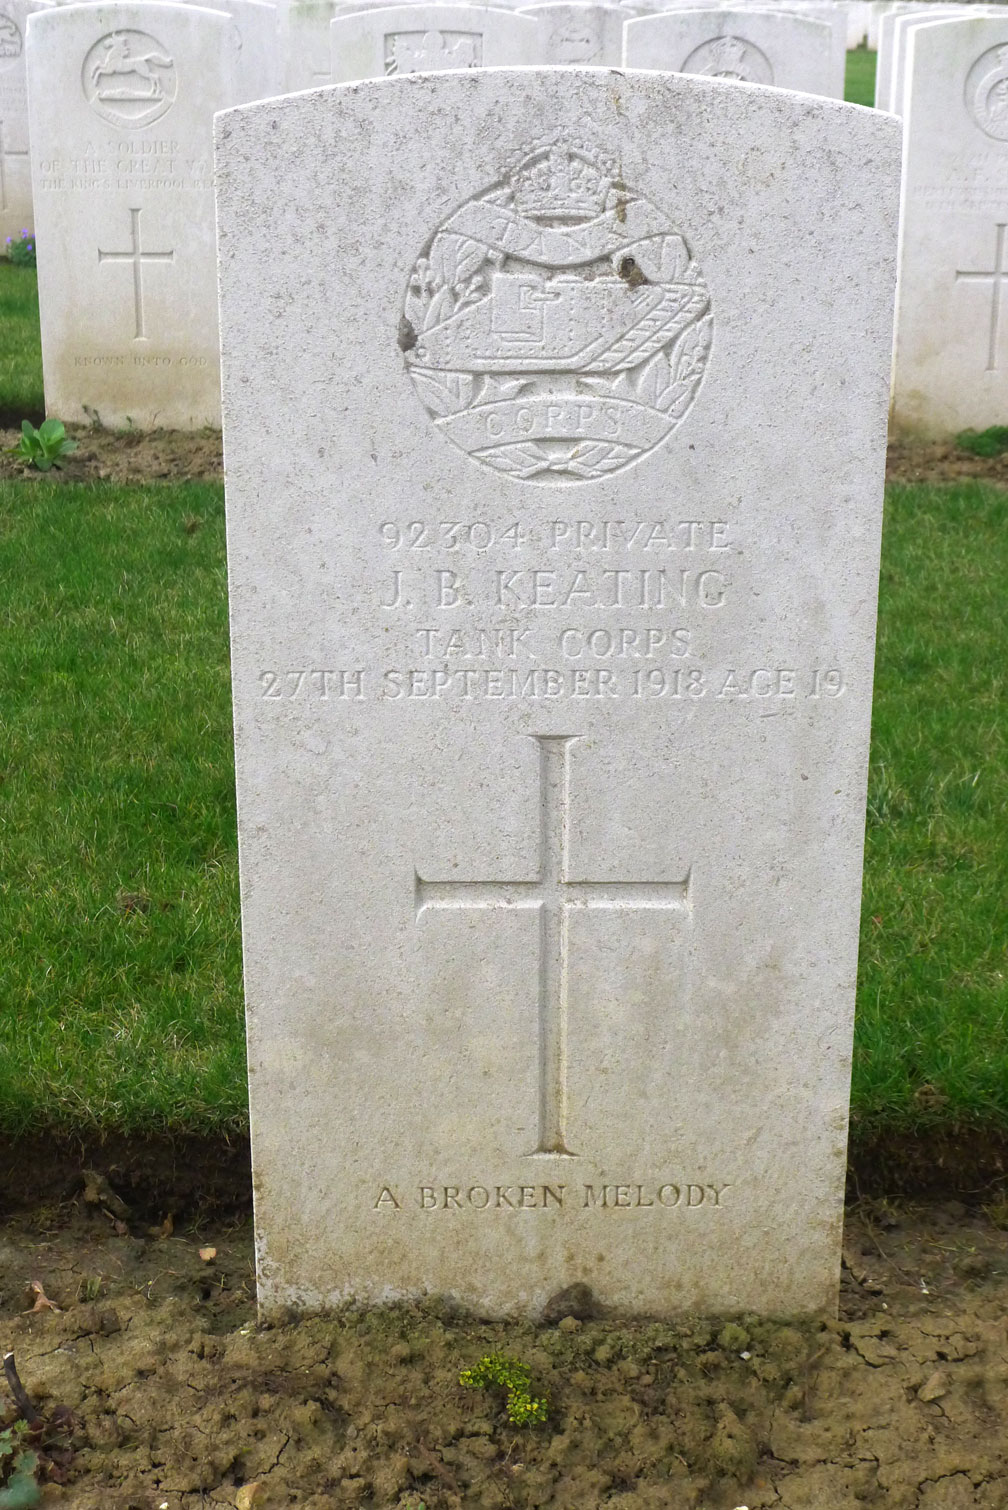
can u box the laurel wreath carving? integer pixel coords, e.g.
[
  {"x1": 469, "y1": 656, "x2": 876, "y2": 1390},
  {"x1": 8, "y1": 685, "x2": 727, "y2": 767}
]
[
  {"x1": 403, "y1": 178, "x2": 712, "y2": 480},
  {"x1": 473, "y1": 439, "x2": 638, "y2": 481}
]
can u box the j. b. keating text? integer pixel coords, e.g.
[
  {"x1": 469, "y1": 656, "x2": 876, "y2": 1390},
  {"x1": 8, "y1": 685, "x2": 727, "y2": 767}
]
[{"x1": 373, "y1": 1182, "x2": 732, "y2": 1211}]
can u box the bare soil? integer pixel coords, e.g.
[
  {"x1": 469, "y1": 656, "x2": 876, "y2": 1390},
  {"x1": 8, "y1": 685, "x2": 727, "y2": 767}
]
[
  {"x1": 0, "y1": 428, "x2": 1006, "y2": 489},
  {"x1": 0, "y1": 1188, "x2": 1006, "y2": 1510},
  {"x1": 0, "y1": 426, "x2": 222, "y2": 484}
]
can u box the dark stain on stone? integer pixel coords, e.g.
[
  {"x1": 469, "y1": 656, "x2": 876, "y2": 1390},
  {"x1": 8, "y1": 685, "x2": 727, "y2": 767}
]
[
  {"x1": 618, "y1": 255, "x2": 647, "y2": 289},
  {"x1": 397, "y1": 316, "x2": 417, "y2": 353},
  {"x1": 541, "y1": 1281, "x2": 599, "y2": 1324}
]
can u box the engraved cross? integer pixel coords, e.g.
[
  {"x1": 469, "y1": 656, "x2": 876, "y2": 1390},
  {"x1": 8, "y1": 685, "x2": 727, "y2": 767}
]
[
  {"x1": 415, "y1": 735, "x2": 691, "y2": 1158},
  {"x1": 98, "y1": 207, "x2": 175, "y2": 341},
  {"x1": 0, "y1": 121, "x2": 28, "y2": 214},
  {"x1": 955, "y1": 222, "x2": 1008, "y2": 372}
]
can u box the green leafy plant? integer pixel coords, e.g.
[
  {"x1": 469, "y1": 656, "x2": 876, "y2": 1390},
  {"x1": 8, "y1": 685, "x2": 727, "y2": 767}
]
[
  {"x1": 459, "y1": 1354, "x2": 548, "y2": 1426},
  {"x1": 955, "y1": 424, "x2": 1008, "y2": 457},
  {"x1": 0, "y1": 1423, "x2": 39, "y2": 1508},
  {"x1": 7, "y1": 418, "x2": 77, "y2": 472},
  {"x1": 4, "y1": 230, "x2": 35, "y2": 268}
]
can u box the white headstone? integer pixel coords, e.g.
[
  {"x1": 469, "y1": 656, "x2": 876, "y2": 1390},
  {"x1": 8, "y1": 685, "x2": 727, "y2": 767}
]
[
  {"x1": 287, "y1": 0, "x2": 340, "y2": 88},
  {"x1": 874, "y1": 2, "x2": 965, "y2": 114},
  {"x1": 518, "y1": 1, "x2": 625, "y2": 63},
  {"x1": 633, "y1": 0, "x2": 846, "y2": 98},
  {"x1": 886, "y1": 6, "x2": 1000, "y2": 119},
  {"x1": 329, "y1": 4, "x2": 542, "y2": 82},
  {"x1": 0, "y1": 0, "x2": 49, "y2": 247},
  {"x1": 892, "y1": 16, "x2": 1008, "y2": 435},
  {"x1": 867, "y1": 0, "x2": 894, "y2": 50},
  {"x1": 216, "y1": 67, "x2": 899, "y2": 1319},
  {"x1": 27, "y1": 2, "x2": 241, "y2": 426},
  {"x1": 623, "y1": 8, "x2": 839, "y2": 97},
  {"x1": 777, "y1": 1, "x2": 848, "y2": 98},
  {"x1": 873, "y1": 0, "x2": 917, "y2": 108},
  {"x1": 209, "y1": 0, "x2": 282, "y2": 101}
]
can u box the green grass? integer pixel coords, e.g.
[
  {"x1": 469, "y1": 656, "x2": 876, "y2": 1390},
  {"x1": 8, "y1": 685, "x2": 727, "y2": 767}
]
[
  {"x1": 0, "y1": 264, "x2": 44, "y2": 425},
  {"x1": 0, "y1": 480, "x2": 244, "y2": 1133},
  {"x1": 855, "y1": 481, "x2": 1008, "y2": 1134},
  {"x1": 845, "y1": 47, "x2": 877, "y2": 108},
  {"x1": 0, "y1": 477, "x2": 1006, "y2": 1139}
]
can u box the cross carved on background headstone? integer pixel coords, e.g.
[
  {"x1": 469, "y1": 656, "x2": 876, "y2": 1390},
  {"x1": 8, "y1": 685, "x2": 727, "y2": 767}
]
[
  {"x1": 97, "y1": 207, "x2": 175, "y2": 341},
  {"x1": 955, "y1": 221, "x2": 1008, "y2": 372}
]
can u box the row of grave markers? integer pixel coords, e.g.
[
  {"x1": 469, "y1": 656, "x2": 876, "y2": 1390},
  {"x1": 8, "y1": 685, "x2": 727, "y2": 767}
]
[
  {"x1": 16, "y1": 0, "x2": 851, "y2": 428},
  {"x1": 8, "y1": 1, "x2": 1007, "y2": 434},
  {"x1": 874, "y1": 3, "x2": 1008, "y2": 434},
  {"x1": 0, "y1": 0, "x2": 911, "y2": 251}
]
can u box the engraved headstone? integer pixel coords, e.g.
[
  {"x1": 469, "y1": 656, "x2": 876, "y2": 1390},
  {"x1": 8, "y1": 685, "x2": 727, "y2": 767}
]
[
  {"x1": 216, "y1": 67, "x2": 899, "y2": 1318},
  {"x1": 623, "y1": 7, "x2": 839, "y2": 97},
  {"x1": 892, "y1": 15, "x2": 1008, "y2": 434},
  {"x1": 627, "y1": 0, "x2": 846, "y2": 98},
  {"x1": 329, "y1": 3, "x2": 542, "y2": 83},
  {"x1": 27, "y1": 2, "x2": 242, "y2": 427},
  {"x1": 518, "y1": 1, "x2": 625, "y2": 64},
  {"x1": 0, "y1": 0, "x2": 50, "y2": 247}
]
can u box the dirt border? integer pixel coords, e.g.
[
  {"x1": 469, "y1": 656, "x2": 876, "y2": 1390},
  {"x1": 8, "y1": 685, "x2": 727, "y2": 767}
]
[
  {"x1": 0, "y1": 427, "x2": 1007, "y2": 487},
  {"x1": 3, "y1": 1126, "x2": 1007, "y2": 1223}
]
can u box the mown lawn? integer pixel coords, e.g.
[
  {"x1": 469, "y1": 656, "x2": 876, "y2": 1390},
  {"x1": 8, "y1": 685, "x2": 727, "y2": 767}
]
[
  {"x1": 0, "y1": 476, "x2": 1006, "y2": 1137},
  {"x1": 855, "y1": 481, "x2": 1008, "y2": 1135},
  {"x1": 0, "y1": 264, "x2": 44, "y2": 425},
  {"x1": 845, "y1": 47, "x2": 877, "y2": 109},
  {"x1": 0, "y1": 480, "x2": 244, "y2": 1133}
]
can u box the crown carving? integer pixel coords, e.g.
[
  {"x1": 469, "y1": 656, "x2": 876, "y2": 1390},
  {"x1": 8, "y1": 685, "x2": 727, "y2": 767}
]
[{"x1": 510, "y1": 145, "x2": 612, "y2": 221}]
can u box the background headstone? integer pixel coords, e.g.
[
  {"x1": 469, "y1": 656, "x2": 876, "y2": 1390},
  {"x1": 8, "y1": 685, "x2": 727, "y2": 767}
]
[
  {"x1": 329, "y1": 4, "x2": 543, "y2": 82},
  {"x1": 891, "y1": 15, "x2": 1008, "y2": 434},
  {"x1": 628, "y1": 0, "x2": 847, "y2": 97},
  {"x1": 518, "y1": 1, "x2": 625, "y2": 63},
  {"x1": 216, "y1": 67, "x2": 899, "y2": 1318},
  {"x1": 623, "y1": 8, "x2": 839, "y2": 97},
  {"x1": 875, "y1": 2, "x2": 973, "y2": 113},
  {"x1": 198, "y1": 0, "x2": 281, "y2": 101},
  {"x1": 27, "y1": 2, "x2": 241, "y2": 426},
  {"x1": 287, "y1": 0, "x2": 342, "y2": 88},
  {"x1": 0, "y1": 0, "x2": 50, "y2": 247}
]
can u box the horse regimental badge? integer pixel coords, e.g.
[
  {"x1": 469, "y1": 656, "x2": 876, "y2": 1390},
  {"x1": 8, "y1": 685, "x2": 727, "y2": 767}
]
[
  {"x1": 400, "y1": 136, "x2": 713, "y2": 484},
  {"x1": 82, "y1": 30, "x2": 177, "y2": 127}
]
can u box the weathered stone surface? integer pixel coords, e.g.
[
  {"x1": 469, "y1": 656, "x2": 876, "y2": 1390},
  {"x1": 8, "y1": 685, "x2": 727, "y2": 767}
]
[
  {"x1": 28, "y1": 2, "x2": 242, "y2": 427},
  {"x1": 329, "y1": 3, "x2": 542, "y2": 82},
  {"x1": 891, "y1": 15, "x2": 1008, "y2": 435},
  {"x1": 216, "y1": 67, "x2": 899, "y2": 1318},
  {"x1": 0, "y1": 0, "x2": 49, "y2": 247},
  {"x1": 623, "y1": 7, "x2": 839, "y2": 97}
]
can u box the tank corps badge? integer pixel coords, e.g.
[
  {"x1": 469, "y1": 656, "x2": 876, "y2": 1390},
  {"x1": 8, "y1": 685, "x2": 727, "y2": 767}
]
[{"x1": 400, "y1": 139, "x2": 713, "y2": 484}]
